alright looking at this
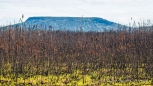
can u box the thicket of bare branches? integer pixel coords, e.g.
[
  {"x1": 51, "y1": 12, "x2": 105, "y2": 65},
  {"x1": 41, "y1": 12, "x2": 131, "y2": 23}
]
[{"x1": 0, "y1": 25, "x2": 153, "y2": 81}]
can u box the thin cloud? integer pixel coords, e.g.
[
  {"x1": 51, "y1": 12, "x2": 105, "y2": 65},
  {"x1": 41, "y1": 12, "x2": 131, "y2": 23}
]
[{"x1": 0, "y1": 0, "x2": 153, "y2": 25}]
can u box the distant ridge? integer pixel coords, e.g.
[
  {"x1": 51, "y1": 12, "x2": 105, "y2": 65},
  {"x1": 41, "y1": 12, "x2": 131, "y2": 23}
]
[{"x1": 24, "y1": 17, "x2": 120, "y2": 32}]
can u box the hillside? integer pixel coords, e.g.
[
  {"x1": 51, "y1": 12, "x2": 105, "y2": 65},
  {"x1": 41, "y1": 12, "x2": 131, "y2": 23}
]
[{"x1": 24, "y1": 17, "x2": 119, "y2": 32}]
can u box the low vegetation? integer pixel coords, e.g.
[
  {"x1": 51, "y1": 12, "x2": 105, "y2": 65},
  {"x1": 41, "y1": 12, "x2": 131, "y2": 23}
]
[{"x1": 0, "y1": 23, "x2": 153, "y2": 85}]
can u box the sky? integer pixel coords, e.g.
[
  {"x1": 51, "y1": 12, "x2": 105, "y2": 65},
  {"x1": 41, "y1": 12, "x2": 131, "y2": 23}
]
[{"x1": 0, "y1": 0, "x2": 153, "y2": 26}]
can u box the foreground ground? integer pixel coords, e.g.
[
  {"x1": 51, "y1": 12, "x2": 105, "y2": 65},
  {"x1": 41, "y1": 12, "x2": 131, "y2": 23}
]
[{"x1": 0, "y1": 69, "x2": 153, "y2": 86}]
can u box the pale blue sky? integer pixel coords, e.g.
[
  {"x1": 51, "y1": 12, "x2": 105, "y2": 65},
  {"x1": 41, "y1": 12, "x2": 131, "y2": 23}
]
[{"x1": 0, "y1": 0, "x2": 153, "y2": 26}]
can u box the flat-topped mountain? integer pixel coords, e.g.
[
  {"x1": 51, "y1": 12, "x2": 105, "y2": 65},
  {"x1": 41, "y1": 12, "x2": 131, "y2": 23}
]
[{"x1": 25, "y1": 17, "x2": 120, "y2": 32}]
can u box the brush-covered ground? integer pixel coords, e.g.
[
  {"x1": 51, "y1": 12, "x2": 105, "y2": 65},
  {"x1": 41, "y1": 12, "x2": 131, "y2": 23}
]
[
  {"x1": 0, "y1": 66, "x2": 153, "y2": 86},
  {"x1": 1, "y1": 25, "x2": 153, "y2": 85}
]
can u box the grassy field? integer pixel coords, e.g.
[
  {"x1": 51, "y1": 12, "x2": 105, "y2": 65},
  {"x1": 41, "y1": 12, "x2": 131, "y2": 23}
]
[{"x1": 0, "y1": 69, "x2": 152, "y2": 86}]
